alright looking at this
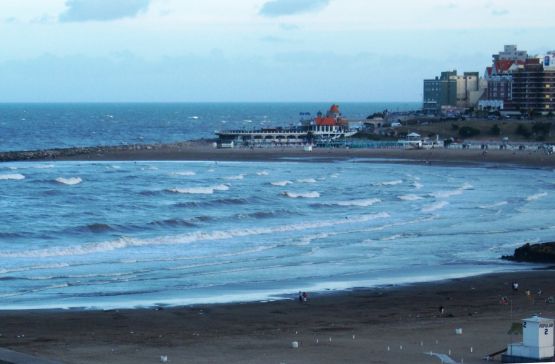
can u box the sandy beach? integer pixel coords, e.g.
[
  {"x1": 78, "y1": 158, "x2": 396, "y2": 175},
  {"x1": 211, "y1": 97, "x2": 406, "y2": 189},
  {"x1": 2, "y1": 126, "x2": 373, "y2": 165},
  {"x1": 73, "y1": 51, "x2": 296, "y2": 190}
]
[
  {"x1": 1, "y1": 269, "x2": 554, "y2": 363},
  {"x1": 60, "y1": 144, "x2": 555, "y2": 168},
  {"x1": 2, "y1": 144, "x2": 555, "y2": 363},
  {"x1": 2, "y1": 141, "x2": 555, "y2": 168}
]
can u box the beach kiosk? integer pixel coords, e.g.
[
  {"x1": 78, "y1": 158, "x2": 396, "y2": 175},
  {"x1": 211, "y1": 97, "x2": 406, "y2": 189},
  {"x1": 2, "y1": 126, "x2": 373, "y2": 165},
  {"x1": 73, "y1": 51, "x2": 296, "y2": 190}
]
[{"x1": 503, "y1": 316, "x2": 554, "y2": 363}]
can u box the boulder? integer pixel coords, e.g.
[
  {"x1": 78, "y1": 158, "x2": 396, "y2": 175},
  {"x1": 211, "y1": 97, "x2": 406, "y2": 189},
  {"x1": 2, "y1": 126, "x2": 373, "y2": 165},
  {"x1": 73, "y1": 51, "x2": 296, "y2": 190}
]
[{"x1": 502, "y1": 242, "x2": 555, "y2": 263}]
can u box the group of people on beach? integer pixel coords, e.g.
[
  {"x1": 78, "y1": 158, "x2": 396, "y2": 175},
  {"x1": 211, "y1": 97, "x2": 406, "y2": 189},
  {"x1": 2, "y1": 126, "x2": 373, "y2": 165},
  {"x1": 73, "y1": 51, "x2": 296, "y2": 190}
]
[{"x1": 298, "y1": 291, "x2": 308, "y2": 303}]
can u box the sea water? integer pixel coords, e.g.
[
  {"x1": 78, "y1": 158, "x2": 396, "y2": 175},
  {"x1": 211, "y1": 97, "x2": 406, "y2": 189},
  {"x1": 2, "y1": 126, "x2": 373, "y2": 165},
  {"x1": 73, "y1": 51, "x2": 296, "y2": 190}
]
[
  {"x1": 0, "y1": 102, "x2": 418, "y2": 152},
  {"x1": 0, "y1": 160, "x2": 553, "y2": 309}
]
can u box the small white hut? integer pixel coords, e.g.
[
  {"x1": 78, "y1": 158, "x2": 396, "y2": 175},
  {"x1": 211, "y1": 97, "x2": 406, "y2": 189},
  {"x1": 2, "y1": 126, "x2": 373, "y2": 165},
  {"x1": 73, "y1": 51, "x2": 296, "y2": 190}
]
[{"x1": 503, "y1": 316, "x2": 554, "y2": 363}]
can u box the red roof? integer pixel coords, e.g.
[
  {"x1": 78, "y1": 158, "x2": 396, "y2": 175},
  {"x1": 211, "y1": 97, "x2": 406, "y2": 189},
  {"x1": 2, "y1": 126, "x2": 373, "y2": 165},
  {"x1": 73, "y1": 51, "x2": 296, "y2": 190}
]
[
  {"x1": 329, "y1": 104, "x2": 340, "y2": 114},
  {"x1": 494, "y1": 60, "x2": 515, "y2": 73},
  {"x1": 315, "y1": 117, "x2": 337, "y2": 126}
]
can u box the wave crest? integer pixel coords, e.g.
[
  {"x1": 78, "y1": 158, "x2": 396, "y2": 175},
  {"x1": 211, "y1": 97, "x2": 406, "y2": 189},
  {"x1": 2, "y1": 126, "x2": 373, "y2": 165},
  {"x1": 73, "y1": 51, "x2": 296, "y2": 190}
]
[
  {"x1": 167, "y1": 184, "x2": 229, "y2": 195},
  {"x1": 335, "y1": 198, "x2": 381, "y2": 207},
  {"x1": 271, "y1": 180, "x2": 293, "y2": 187},
  {"x1": 55, "y1": 177, "x2": 82, "y2": 185},
  {"x1": 0, "y1": 212, "x2": 390, "y2": 258},
  {"x1": 421, "y1": 201, "x2": 449, "y2": 213},
  {"x1": 0, "y1": 173, "x2": 25, "y2": 180},
  {"x1": 527, "y1": 192, "x2": 548, "y2": 201},
  {"x1": 282, "y1": 191, "x2": 320, "y2": 199}
]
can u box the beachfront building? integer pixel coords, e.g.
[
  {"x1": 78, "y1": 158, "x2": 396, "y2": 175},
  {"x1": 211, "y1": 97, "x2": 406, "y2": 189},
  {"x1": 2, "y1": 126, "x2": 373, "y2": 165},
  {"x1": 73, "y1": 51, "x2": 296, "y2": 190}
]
[
  {"x1": 423, "y1": 70, "x2": 485, "y2": 113},
  {"x1": 423, "y1": 71, "x2": 457, "y2": 114},
  {"x1": 511, "y1": 56, "x2": 555, "y2": 115},
  {"x1": 480, "y1": 45, "x2": 528, "y2": 110}
]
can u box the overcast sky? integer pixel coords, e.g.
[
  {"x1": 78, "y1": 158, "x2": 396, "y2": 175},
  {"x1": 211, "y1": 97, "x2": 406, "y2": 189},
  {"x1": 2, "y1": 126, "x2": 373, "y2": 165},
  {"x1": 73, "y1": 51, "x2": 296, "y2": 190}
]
[{"x1": 1, "y1": 0, "x2": 554, "y2": 102}]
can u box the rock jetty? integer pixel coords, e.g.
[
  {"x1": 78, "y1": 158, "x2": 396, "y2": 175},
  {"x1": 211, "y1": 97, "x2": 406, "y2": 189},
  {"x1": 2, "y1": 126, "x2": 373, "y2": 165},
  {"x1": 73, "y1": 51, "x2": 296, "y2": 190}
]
[
  {"x1": 502, "y1": 242, "x2": 555, "y2": 263},
  {"x1": 0, "y1": 142, "x2": 199, "y2": 163}
]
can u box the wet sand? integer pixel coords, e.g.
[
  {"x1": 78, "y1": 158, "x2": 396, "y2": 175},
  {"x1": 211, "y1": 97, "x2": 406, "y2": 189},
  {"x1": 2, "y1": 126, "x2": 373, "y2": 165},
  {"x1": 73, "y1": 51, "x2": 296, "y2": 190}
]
[
  {"x1": 61, "y1": 144, "x2": 555, "y2": 168},
  {"x1": 2, "y1": 141, "x2": 555, "y2": 168},
  {"x1": 1, "y1": 269, "x2": 555, "y2": 363}
]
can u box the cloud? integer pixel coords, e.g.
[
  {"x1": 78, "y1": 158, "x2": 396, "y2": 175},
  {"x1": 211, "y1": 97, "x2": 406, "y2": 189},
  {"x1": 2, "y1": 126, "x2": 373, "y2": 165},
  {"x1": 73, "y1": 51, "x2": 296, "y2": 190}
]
[
  {"x1": 59, "y1": 0, "x2": 150, "y2": 22},
  {"x1": 259, "y1": 0, "x2": 330, "y2": 17}
]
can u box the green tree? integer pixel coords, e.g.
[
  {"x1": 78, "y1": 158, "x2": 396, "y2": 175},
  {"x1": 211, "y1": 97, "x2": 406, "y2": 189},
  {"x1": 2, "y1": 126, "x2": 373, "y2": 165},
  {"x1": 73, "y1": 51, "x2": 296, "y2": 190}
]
[
  {"x1": 515, "y1": 124, "x2": 532, "y2": 138},
  {"x1": 489, "y1": 124, "x2": 501, "y2": 136},
  {"x1": 458, "y1": 126, "x2": 480, "y2": 138},
  {"x1": 532, "y1": 122, "x2": 552, "y2": 136}
]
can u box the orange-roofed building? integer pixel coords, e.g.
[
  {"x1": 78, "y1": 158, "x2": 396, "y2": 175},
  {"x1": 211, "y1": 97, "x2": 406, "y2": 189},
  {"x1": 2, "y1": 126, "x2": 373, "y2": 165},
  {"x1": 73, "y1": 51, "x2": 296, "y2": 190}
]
[{"x1": 314, "y1": 104, "x2": 349, "y2": 127}]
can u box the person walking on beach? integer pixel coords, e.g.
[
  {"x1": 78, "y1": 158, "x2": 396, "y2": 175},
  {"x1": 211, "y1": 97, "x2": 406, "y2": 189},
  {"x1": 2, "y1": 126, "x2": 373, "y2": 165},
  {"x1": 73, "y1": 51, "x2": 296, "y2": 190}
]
[
  {"x1": 302, "y1": 292, "x2": 308, "y2": 303},
  {"x1": 298, "y1": 291, "x2": 303, "y2": 303}
]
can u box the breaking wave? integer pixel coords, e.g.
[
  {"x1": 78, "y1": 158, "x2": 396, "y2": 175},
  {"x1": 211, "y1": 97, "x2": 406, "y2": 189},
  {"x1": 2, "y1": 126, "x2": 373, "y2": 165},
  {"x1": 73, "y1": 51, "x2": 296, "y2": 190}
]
[
  {"x1": 376, "y1": 180, "x2": 403, "y2": 186},
  {"x1": 167, "y1": 184, "x2": 229, "y2": 195},
  {"x1": 297, "y1": 178, "x2": 317, "y2": 184},
  {"x1": 282, "y1": 191, "x2": 320, "y2": 199},
  {"x1": 413, "y1": 182, "x2": 424, "y2": 190},
  {"x1": 0, "y1": 212, "x2": 390, "y2": 258},
  {"x1": 55, "y1": 177, "x2": 82, "y2": 185},
  {"x1": 271, "y1": 180, "x2": 293, "y2": 187},
  {"x1": 421, "y1": 201, "x2": 449, "y2": 213},
  {"x1": 0, "y1": 173, "x2": 25, "y2": 180},
  {"x1": 429, "y1": 183, "x2": 472, "y2": 199},
  {"x1": 479, "y1": 201, "x2": 509, "y2": 209},
  {"x1": 398, "y1": 194, "x2": 423, "y2": 201},
  {"x1": 225, "y1": 174, "x2": 245, "y2": 180},
  {"x1": 173, "y1": 171, "x2": 196, "y2": 176},
  {"x1": 527, "y1": 192, "x2": 548, "y2": 201},
  {"x1": 256, "y1": 171, "x2": 269, "y2": 176},
  {"x1": 335, "y1": 198, "x2": 381, "y2": 207}
]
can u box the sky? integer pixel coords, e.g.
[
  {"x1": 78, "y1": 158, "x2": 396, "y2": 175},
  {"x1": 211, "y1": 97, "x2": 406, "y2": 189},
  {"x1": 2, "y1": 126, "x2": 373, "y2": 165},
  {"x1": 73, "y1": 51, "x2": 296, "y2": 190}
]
[{"x1": 0, "y1": 0, "x2": 554, "y2": 102}]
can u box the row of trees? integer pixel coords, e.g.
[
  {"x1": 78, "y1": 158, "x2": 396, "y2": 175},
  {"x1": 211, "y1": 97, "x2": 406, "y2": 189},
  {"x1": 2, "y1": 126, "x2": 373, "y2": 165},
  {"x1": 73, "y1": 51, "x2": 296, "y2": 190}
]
[{"x1": 452, "y1": 122, "x2": 552, "y2": 140}]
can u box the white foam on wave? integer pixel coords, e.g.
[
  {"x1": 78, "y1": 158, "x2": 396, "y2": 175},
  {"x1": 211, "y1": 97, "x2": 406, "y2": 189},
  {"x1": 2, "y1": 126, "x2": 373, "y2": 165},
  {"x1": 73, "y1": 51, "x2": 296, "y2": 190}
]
[
  {"x1": 283, "y1": 191, "x2": 320, "y2": 199},
  {"x1": 398, "y1": 194, "x2": 423, "y2": 201},
  {"x1": 0, "y1": 173, "x2": 25, "y2": 180},
  {"x1": 376, "y1": 179, "x2": 403, "y2": 186},
  {"x1": 429, "y1": 183, "x2": 472, "y2": 199},
  {"x1": 271, "y1": 180, "x2": 293, "y2": 187},
  {"x1": 527, "y1": 192, "x2": 548, "y2": 201},
  {"x1": 33, "y1": 164, "x2": 55, "y2": 169},
  {"x1": 381, "y1": 234, "x2": 404, "y2": 241},
  {"x1": 479, "y1": 201, "x2": 509, "y2": 209},
  {"x1": 421, "y1": 201, "x2": 449, "y2": 213},
  {"x1": 168, "y1": 184, "x2": 229, "y2": 195},
  {"x1": 256, "y1": 171, "x2": 269, "y2": 176},
  {"x1": 0, "y1": 263, "x2": 70, "y2": 275},
  {"x1": 335, "y1": 198, "x2": 381, "y2": 207},
  {"x1": 413, "y1": 182, "x2": 424, "y2": 190},
  {"x1": 174, "y1": 171, "x2": 196, "y2": 176},
  {"x1": 0, "y1": 212, "x2": 390, "y2": 258},
  {"x1": 225, "y1": 174, "x2": 245, "y2": 180},
  {"x1": 297, "y1": 178, "x2": 317, "y2": 184},
  {"x1": 55, "y1": 177, "x2": 82, "y2": 185}
]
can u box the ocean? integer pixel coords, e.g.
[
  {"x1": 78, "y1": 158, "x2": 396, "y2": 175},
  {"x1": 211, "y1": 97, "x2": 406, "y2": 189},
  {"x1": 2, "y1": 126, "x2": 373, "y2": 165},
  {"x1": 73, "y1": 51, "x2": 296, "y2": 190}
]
[
  {"x1": 0, "y1": 102, "x2": 418, "y2": 152},
  {"x1": 0, "y1": 103, "x2": 553, "y2": 310},
  {"x1": 0, "y1": 159, "x2": 553, "y2": 309}
]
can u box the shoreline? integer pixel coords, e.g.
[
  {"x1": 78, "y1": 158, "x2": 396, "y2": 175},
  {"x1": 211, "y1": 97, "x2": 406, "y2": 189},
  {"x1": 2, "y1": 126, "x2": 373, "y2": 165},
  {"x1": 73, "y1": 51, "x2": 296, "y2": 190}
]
[
  {"x1": 2, "y1": 268, "x2": 555, "y2": 363},
  {"x1": 1, "y1": 140, "x2": 555, "y2": 169}
]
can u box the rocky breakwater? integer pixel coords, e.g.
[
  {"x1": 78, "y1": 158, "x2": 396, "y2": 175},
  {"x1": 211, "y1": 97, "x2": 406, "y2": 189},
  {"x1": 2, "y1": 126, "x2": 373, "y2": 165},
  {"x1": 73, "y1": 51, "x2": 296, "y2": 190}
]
[
  {"x1": 502, "y1": 242, "x2": 555, "y2": 263},
  {"x1": 0, "y1": 142, "x2": 196, "y2": 163}
]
